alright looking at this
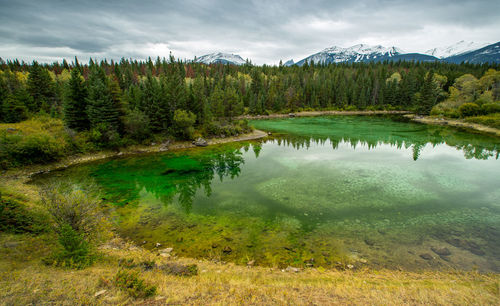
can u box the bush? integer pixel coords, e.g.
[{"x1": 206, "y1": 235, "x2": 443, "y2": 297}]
[
  {"x1": 458, "y1": 103, "x2": 481, "y2": 118},
  {"x1": 481, "y1": 103, "x2": 500, "y2": 115},
  {"x1": 10, "y1": 133, "x2": 65, "y2": 164},
  {"x1": 114, "y1": 270, "x2": 157, "y2": 298},
  {"x1": 43, "y1": 223, "x2": 95, "y2": 269},
  {"x1": 0, "y1": 192, "x2": 47, "y2": 233},
  {"x1": 89, "y1": 123, "x2": 122, "y2": 149},
  {"x1": 173, "y1": 109, "x2": 196, "y2": 140},
  {"x1": 465, "y1": 113, "x2": 500, "y2": 129},
  {"x1": 40, "y1": 184, "x2": 109, "y2": 268},
  {"x1": 124, "y1": 109, "x2": 151, "y2": 141}
]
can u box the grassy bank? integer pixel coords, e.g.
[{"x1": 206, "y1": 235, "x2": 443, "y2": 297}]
[
  {"x1": 1, "y1": 233, "x2": 499, "y2": 305},
  {"x1": 408, "y1": 115, "x2": 500, "y2": 137}
]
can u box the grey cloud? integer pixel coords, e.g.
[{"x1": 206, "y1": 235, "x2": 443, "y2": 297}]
[{"x1": 0, "y1": 0, "x2": 499, "y2": 64}]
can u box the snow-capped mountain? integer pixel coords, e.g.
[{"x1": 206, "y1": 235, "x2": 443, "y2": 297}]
[
  {"x1": 194, "y1": 52, "x2": 246, "y2": 65},
  {"x1": 445, "y1": 42, "x2": 500, "y2": 64},
  {"x1": 425, "y1": 41, "x2": 490, "y2": 59},
  {"x1": 295, "y1": 44, "x2": 404, "y2": 66},
  {"x1": 283, "y1": 59, "x2": 294, "y2": 66}
]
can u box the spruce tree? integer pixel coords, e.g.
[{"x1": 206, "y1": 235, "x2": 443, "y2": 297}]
[
  {"x1": 64, "y1": 68, "x2": 89, "y2": 131},
  {"x1": 27, "y1": 61, "x2": 55, "y2": 113},
  {"x1": 417, "y1": 72, "x2": 437, "y2": 115},
  {"x1": 86, "y1": 66, "x2": 120, "y2": 131},
  {"x1": 2, "y1": 94, "x2": 27, "y2": 123}
]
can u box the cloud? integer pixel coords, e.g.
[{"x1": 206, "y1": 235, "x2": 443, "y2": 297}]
[{"x1": 0, "y1": 0, "x2": 499, "y2": 64}]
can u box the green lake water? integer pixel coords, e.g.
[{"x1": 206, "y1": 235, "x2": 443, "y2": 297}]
[{"x1": 31, "y1": 116, "x2": 500, "y2": 272}]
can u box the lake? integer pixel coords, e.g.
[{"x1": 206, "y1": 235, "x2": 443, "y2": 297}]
[{"x1": 31, "y1": 115, "x2": 500, "y2": 272}]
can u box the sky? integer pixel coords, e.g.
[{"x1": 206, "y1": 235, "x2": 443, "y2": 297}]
[{"x1": 0, "y1": 0, "x2": 499, "y2": 65}]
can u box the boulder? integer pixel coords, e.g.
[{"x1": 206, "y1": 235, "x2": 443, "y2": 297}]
[
  {"x1": 193, "y1": 138, "x2": 208, "y2": 147},
  {"x1": 288, "y1": 113, "x2": 296, "y2": 117},
  {"x1": 419, "y1": 253, "x2": 433, "y2": 260},
  {"x1": 431, "y1": 247, "x2": 451, "y2": 256},
  {"x1": 285, "y1": 266, "x2": 301, "y2": 273}
]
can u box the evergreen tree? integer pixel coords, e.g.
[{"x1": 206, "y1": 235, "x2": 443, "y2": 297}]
[
  {"x1": 2, "y1": 94, "x2": 27, "y2": 123},
  {"x1": 417, "y1": 71, "x2": 438, "y2": 115},
  {"x1": 64, "y1": 68, "x2": 89, "y2": 131},
  {"x1": 27, "y1": 61, "x2": 55, "y2": 113},
  {"x1": 86, "y1": 67, "x2": 120, "y2": 131}
]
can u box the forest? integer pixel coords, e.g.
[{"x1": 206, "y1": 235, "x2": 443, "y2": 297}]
[{"x1": 0, "y1": 56, "x2": 499, "y2": 168}]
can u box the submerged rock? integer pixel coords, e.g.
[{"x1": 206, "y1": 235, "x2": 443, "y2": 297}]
[
  {"x1": 419, "y1": 253, "x2": 433, "y2": 260},
  {"x1": 364, "y1": 239, "x2": 375, "y2": 246},
  {"x1": 431, "y1": 247, "x2": 451, "y2": 256}
]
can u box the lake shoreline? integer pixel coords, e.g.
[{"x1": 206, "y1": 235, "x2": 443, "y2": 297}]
[
  {"x1": 2, "y1": 129, "x2": 269, "y2": 182},
  {"x1": 239, "y1": 110, "x2": 411, "y2": 120},
  {"x1": 407, "y1": 114, "x2": 500, "y2": 137}
]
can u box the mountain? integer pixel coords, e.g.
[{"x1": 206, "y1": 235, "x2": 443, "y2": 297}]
[
  {"x1": 194, "y1": 52, "x2": 246, "y2": 65},
  {"x1": 444, "y1": 42, "x2": 500, "y2": 64},
  {"x1": 425, "y1": 41, "x2": 490, "y2": 59},
  {"x1": 295, "y1": 44, "x2": 405, "y2": 66},
  {"x1": 370, "y1": 53, "x2": 440, "y2": 63},
  {"x1": 283, "y1": 59, "x2": 295, "y2": 66}
]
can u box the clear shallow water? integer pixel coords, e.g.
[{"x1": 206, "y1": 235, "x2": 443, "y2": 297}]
[{"x1": 32, "y1": 116, "x2": 500, "y2": 271}]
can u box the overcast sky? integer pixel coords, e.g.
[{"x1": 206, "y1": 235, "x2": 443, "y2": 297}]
[{"x1": 0, "y1": 0, "x2": 499, "y2": 65}]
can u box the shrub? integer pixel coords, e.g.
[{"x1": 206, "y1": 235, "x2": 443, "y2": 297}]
[
  {"x1": 44, "y1": 223, "x2": 95, "y2": 269},
  {"x1": 0, "y1": 192, "x2": 47, "y2": 233},
  {"x1": 481, "y1": 103, "x2": 500, "y2": 115},
  {"x1": 123, "y1": 109, "x2": 151, "y2": 141},
  {"x1": 465, "y1": 113, "x2": 500, "y2": 129},
  {"x1": 458, "y1": 103, "x2": 481, "y2": 118},
  {"x1": 89, "y1": 123, "x2": 122, "y2": 149},
  {"x1": 114, "y1": 270, "x2": 157, "y2": 298},
  {"x1": 10, "y1": 133, "x2": 64, "y2": 164},
  {"x1": 40, "y1": 184, "x2": 109, "y2": 268},
  {"x1": 173, "y1": 109, "x2": 196, "y2": 140}
]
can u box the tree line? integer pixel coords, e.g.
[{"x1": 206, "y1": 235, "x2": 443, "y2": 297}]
[{"x1": 0, "y1": 56, "x2": 498, "y2": 142}]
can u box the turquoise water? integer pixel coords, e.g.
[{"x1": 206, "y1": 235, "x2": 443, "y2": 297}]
[{"x1": 32, "y1": 116, "x2": 500, "y2": 271}]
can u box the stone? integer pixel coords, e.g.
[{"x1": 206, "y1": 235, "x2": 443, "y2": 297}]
[
  {"x1": 94, "y1": 290, "x2": 107, "y2": 297},
  {"x1": 364, "y1": 239, "x2": 375, "y2": 246},
  {"x1": 155, "y1": 242, "x2": 161, "y2": 247},
  {"x1": 193, "y1": 138, "x2": 208, "y2": 147},
  {"x1": 347, "y1": 264, "x2": 354, "y2": 269},
  {"x1": 3, "y1": 241, "x2": 20, "y2": 248},
  {"x1": 160, "y1": 247, "x2": 173, "y2": 254},
  {"x1": 247, "y1": 260, "x2": 255, "y2": 267},
  {"x1": 222, "y1": 246, "x2": 232, "y2": 254},
  {"x1": 419, "y1": 253, "x2": 433, "y2": 260},
  {"x1": 431, "y1": 247, "x2": 451, "y2": 256},
  {"x1": 285, "y1": 266, "x2": 301, "y2": 273},
  {"x1": 288, "y1": 113, "x2": 296, "y2": 117}
]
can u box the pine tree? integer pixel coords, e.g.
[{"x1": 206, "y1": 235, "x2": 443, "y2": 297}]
[
  {"x1": 27, "y1": 61, "x2": 55, "y2": 113},
  {"x1": 64, "y1": 68, "x2": 89, "y2": 131},
  {"x1": 2, "y1": 94, "x2": 27, "y2": 123},
  {"x1": 417, "y1": 71, "x2": 437, "y2": 115},
  {"x1": 86, "y1": 66, "x2": 120, "y2": 131}
]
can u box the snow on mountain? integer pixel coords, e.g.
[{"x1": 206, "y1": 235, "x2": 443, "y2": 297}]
[
  {"x1": 445, "y1": 42, "x2": 500, "y2": 64},
  {"x1": 296, "y1": 44, "x2": 405, "y2": 66},
  {"x1": 194, "y1": 52, "x2": 246, "y2": 65},
  {"x1": 283, "y1": 59, "x2": 294, "y2": 66},
  {"x1": 425, "y1": 41, "x2": 490, "y2": 59}
]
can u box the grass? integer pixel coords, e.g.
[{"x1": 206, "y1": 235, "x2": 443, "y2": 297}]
[{"x1": 0, "y1": 233, "x2": 499, "y2": 305}]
